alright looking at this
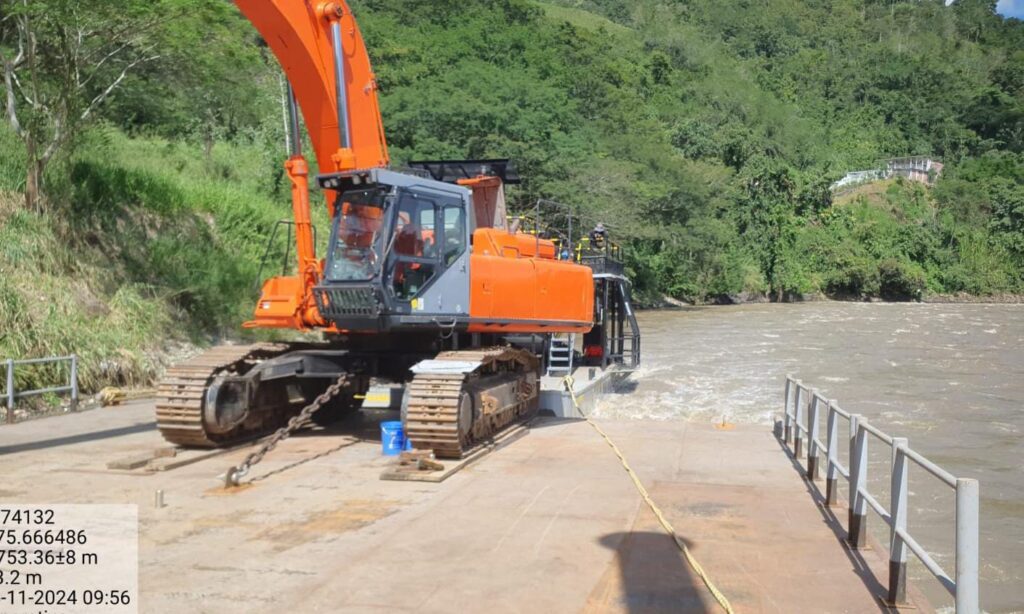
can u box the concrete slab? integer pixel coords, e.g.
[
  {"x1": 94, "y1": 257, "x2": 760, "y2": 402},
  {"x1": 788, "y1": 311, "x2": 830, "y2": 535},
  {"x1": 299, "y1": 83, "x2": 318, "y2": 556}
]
[{"x1": 0, "y1": 402, "x2": 930, "y2": 613}]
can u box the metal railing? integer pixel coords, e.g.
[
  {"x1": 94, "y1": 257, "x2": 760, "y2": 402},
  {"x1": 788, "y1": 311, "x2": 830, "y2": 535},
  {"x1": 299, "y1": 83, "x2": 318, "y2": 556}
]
[
  {"x1": 781, "y1": 375, "x2": 979, "y2": 613},
  {"x1": 1, "y1": 355, "x2": 80, "y2": 424}
]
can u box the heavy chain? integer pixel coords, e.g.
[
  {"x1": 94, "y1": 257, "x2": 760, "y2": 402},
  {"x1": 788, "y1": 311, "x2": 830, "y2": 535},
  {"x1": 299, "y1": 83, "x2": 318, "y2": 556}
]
[{"x1": 224, "y1": 373, "x2": 351, "y2": 487}]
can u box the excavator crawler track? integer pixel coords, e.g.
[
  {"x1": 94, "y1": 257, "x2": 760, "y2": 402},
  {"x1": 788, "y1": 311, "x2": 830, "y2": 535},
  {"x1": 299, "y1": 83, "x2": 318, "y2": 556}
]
[
  {"x1": 404, "y1": 348, "x2": 539, "y2": 459},
  {"x1": 155, "y1": 343, "x2": 287, "y2": 448}
]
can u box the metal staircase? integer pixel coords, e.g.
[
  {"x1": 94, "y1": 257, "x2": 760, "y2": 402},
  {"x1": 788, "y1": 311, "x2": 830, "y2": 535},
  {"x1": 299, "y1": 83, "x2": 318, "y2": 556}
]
[
  {"x1": 608, "y1": 278, "x2": 640, "y2": 369},
  {"x1": 546, "y1": 334, "x2": 575, "y2": 376}
]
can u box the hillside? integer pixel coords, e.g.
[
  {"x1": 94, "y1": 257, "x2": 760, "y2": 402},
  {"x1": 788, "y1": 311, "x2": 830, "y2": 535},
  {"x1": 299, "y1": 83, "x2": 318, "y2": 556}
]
[{"x1": 0, "y1": 0, "x2": 1022, "y2": 390}]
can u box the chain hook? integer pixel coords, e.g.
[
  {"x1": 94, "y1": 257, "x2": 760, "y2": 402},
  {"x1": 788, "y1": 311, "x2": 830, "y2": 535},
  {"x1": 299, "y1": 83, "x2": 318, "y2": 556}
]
[{"x1": 225, "y1": 466, "x2": 246, "y2": 488}]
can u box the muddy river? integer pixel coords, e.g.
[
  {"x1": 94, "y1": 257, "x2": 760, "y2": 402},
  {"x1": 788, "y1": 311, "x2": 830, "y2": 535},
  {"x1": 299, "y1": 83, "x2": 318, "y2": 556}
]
[{"x1": 594, "y1": 303, "x2": 1024, "y2": 612}]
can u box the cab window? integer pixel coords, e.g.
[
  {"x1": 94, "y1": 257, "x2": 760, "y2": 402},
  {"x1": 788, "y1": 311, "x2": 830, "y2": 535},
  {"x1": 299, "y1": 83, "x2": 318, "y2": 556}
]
[{"x1": 442, "y1": 205, "x2": 466, "y2": 265}]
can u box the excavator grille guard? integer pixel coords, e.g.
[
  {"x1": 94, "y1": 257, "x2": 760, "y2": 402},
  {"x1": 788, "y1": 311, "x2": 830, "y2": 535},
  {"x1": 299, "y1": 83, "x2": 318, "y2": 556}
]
[
  {"x1": 313, "y1": 285, "x2": 382, "y2": 318},
  {"x1": 407, "y1": 159, "x2": 521, "y2": 185}
]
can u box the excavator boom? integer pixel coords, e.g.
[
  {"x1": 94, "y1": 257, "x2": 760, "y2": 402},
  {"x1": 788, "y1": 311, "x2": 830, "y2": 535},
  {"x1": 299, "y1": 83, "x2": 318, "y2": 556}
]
[{"x1": 235, "y1": 0, "x2": 389, "y2": 175}]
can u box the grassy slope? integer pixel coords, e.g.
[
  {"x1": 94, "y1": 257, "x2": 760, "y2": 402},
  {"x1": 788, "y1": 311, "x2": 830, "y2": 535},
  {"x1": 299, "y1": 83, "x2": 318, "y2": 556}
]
[
  {"x1": 0, "y1": 128, "x2": 314, "y2": 393},
  {"x1": 535, "y1": 2, "x2": 632, "y2": 34}
]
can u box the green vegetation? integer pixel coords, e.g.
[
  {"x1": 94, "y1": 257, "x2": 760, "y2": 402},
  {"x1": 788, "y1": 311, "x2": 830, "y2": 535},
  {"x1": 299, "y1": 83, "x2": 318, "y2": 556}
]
[
  {"x1": 0, "y1": 128, "x2": 305, "y2": 391},
  {"x1": 359, "y1": 0, "x2": 1023, "y2": 301},
  {"x1": 1, "y1": 0, "x2": 1022, "y2": 392}
]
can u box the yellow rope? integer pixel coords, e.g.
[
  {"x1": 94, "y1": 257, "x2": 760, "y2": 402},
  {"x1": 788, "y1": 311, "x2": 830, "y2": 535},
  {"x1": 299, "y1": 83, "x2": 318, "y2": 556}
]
[{"x1": 563, "y1": 375, "x2": 736, "y2": 614}]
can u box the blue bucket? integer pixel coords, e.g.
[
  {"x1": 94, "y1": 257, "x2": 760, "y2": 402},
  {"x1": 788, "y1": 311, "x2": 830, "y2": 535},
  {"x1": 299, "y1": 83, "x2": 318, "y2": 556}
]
[{"x1": 381, "y1": 421, "x2": 405, "y2": 456}]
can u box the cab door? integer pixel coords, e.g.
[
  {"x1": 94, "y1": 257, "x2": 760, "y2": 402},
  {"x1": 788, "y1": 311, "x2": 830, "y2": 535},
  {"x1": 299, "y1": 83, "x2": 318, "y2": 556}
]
[{"x1": 385, "y1": 186, "x2": 470, "y2": 317}]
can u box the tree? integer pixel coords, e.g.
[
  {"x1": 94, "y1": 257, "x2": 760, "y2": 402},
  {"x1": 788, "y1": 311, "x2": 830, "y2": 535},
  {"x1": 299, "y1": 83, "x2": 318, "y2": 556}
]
[
  {"x1": 989, "y1": 177, "x2": 1024, "y2": 256},
  {"x1": 734, "y1": 159, "x2": 800, "y2": 300},
  {"x1": 0, "y1": 0, "x2": 164, "y2": 209}
]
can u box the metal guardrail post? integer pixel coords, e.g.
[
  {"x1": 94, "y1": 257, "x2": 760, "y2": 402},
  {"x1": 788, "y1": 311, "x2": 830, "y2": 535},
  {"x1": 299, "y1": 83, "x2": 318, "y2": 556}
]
[
  {"x1": 807, "y1": 395, "x2": 821, "y2": 480},
  {"x1": 848, "y1": 416, "x2": 868, "y2": 549},
  {"x1": 825, "y1": 401, "x2": 839, "y2": 505},
  {"x1": 888, "y1": 438, "x2": 910, "y2": 605},
  {"x1": 848, "y1": 412, "x2": 858, "y2": 498},
  {"x1": 793, "y1": 385, "x2": 804, "y2": 459},
  {"x1": 783, "y1": 376, "x2": 793, "y2": 443},
  {"x1": 955, "y1": 478, "x2": 980, "y2": 614},
  {"x1": 5, "y1": 359, "x2": 14, "y2": 424},
  {"x1": 70, "y1": 354, "x2": 79, "y2": 412},
  {"x1": 777, "y1": 378, "x2": 982, "y2": 609}
]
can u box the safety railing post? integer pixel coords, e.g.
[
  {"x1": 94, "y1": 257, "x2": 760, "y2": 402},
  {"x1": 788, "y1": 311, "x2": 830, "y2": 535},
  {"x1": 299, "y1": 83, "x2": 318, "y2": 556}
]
[
  {"x1": 783, "y1": 376, "x2": 793, "y2": 443},
  {"x1": 955, "y1": 478, "x2": 980, "y2": 614},
  {"x1": 5, "y1": 358, "x2": 14, "y2": 424},
  {"x1": 848, "y1": 416, "x2": 868, "y2": 549},
  {"x1": 69, "y1": 354, "x2": 79, "y2": 412},
  {"x1": 807, "y1": 395, "x2": 821, "y2": 480},
  {"x1": 776, "y1": 378, "x2": 983, "y2": 609},
  {"x1": 888, "y1": 438, "x2": 909, "y2": 606},
  {"x1": 825, "y1": 401, "x2": 839, "y2": 506},
  {"x1": 793, "y1": 385, "x2": 804, "y2": 459}
]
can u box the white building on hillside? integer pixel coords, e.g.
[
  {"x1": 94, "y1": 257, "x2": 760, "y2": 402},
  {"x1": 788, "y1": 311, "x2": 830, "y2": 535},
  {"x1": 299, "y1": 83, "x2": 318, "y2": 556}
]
[{"x1": 831, "y1": 157, "x2": 944, "y2": 192}]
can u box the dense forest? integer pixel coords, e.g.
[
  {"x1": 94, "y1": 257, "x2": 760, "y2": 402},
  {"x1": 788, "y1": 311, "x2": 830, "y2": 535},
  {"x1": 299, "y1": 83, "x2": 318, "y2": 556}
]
[{"x1": 0, "y1": 0, "x2": 1022, "y2": 385}]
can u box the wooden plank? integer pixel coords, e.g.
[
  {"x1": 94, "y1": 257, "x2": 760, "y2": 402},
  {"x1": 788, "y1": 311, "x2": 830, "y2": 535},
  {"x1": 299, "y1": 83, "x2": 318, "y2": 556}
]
[
  {"x1": 380, "y1": 424, "x2": 529, "y2": 483},
  {"x1": 157, "y1": 422, "x2": 204, "y2": 431},
  {"x1": 107, "y1": 436, "x2": 263, "y2": 474},
  {"x1": 106, "y1": 447, "x2": 177, "y2": 470}
]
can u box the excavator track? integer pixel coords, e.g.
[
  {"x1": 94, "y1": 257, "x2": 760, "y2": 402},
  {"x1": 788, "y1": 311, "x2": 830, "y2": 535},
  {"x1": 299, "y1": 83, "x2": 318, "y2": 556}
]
[
  {"x1": 404, "y1": 348, "x2": 539, "y2": 459},
  {"x1": 155, "y1": 343, "x2": 286, "y2": 448}
]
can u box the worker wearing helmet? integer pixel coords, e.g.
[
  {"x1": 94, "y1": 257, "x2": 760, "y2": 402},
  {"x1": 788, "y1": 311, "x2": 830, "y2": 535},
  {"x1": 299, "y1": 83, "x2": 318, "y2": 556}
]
[{"x1": 590, "y1": 222, "x2": 608, "y2": 250}]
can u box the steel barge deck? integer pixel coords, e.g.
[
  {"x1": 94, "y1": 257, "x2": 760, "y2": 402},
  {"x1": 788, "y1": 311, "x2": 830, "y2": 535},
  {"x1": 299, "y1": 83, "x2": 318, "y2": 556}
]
[{"x1": 0, "y1": 372, "x2": 931, "y2": 613}]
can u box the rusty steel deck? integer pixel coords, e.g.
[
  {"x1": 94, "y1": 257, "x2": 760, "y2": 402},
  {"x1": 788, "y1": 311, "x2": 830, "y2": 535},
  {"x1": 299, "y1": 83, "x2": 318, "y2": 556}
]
[{"x1": 0, "y1": 399, "x2": 931, "y2": 613}]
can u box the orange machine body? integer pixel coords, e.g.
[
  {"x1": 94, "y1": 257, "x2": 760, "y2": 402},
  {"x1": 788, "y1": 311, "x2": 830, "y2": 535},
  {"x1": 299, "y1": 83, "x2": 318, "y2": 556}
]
[{"x1": 468, "y1": 229, "x2": 593, "y2": 333}]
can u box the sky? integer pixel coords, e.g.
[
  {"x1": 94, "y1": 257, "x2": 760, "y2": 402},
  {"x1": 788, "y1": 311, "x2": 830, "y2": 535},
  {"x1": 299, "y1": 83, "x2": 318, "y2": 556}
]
[
  {"x1": 997, "y1": 0, "x2": 1024, "y2": 18},
  {"x1": 948, "y1": 0, "x2": 1024, "y2": 18}
]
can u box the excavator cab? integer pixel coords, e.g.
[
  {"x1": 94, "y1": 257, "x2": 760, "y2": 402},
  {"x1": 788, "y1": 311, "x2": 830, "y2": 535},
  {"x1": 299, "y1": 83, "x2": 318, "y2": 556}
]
[{"x1": 315, "y1": 168, "x2": 473, "y2": 332}]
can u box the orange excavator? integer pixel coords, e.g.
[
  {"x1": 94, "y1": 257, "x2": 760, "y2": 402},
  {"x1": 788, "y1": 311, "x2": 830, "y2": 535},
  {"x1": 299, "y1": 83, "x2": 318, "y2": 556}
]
[{"x1": 156, "y1": 1, "x2": 635, "y2": 459}]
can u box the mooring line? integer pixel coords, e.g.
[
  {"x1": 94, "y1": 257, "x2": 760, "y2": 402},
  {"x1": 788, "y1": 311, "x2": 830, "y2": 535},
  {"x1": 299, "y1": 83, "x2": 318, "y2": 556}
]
[{"x1": 563, "y1": 375, "x2": 736, "y2": 614}]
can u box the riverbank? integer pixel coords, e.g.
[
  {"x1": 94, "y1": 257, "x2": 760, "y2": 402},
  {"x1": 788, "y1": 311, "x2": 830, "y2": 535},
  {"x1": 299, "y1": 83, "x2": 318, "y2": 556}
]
[{"x1": 649, "y1": 291, "x2": 1024, "y2": 309}]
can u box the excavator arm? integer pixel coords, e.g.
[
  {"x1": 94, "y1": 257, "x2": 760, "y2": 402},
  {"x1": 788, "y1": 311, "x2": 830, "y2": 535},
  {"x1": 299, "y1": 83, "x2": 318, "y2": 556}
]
[{"x1": 235, "y1": 1, "x2": 389, "y2": 330}]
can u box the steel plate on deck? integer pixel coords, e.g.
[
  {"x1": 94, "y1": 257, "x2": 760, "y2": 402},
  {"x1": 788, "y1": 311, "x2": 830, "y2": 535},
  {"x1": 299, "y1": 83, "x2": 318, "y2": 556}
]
[{"x1": 410, "y1": 360, "x2": 481, "y2": 374}]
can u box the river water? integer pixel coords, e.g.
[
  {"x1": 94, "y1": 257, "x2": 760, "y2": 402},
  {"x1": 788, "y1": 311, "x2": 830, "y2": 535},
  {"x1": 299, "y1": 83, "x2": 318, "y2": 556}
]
[{"x1": 593, "y1": 303, "x2": 1024, "y2": 613}]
